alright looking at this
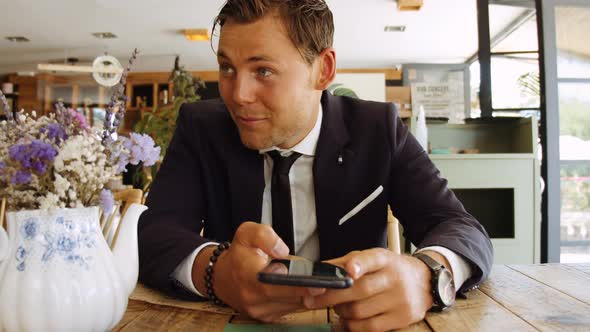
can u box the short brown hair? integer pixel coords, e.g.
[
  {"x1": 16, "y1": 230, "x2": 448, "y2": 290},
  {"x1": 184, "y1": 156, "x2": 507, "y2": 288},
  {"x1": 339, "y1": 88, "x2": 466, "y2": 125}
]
[{"x1": 213, "y1": 0, "x2": 334, "y2": 65}]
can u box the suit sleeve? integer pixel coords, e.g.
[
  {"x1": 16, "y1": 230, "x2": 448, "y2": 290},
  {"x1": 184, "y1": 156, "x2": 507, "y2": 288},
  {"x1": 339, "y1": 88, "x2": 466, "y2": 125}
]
[
  {"x1": 138, "y1": 105, "x2": 209, "y2": 300},
  {"x1": 385, "y1": 104, "x2": 493, "y2": 293}
]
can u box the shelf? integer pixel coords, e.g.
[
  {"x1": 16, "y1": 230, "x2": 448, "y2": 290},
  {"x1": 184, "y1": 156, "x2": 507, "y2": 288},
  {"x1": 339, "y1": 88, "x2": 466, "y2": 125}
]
[
  {"x1": 413, "y1": 115, "x2": 542, "y2": 264},
  {"x1": 406, "y1": 116, "x2": 538, "y2": 154},
  {"x1": 429, "y1": 153, "x2": 536, "y2": 160}
]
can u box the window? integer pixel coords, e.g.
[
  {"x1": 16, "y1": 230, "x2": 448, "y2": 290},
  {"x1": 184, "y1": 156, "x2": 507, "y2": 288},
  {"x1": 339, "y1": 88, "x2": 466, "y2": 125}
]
[
  {"x1": 471, "y1": 0, "x2": 540, "y2": 117},
  {"x1": 554, "y1": 6, "x2": 590, "y2": 263}
]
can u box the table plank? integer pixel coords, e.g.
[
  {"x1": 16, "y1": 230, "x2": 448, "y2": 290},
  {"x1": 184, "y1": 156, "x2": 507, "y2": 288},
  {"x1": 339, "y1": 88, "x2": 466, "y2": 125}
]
[
  {"x1": 398, "y1": 321, "x2": 433, "y2": 332},
  {"x1": 231, "y1": 309, "x2": 328, "y2": 325},
  {"x1": 480, "y1": 265, "x2": 590, "y2": 331},
  {"x1": 112, "y1": 300, "x2": 153, "y2": 331},
  {"x1": 328, "y1": 308, "x2": 432, "y2": 331},
  {"x1": 566, "y1": 263, "x2": 590, "y2": 276},
  {"x1": 509, "y1": 264, "x2": 590, "y2": 305},
  {"x1": 116, "y1": 302, "x2": 230, "y2": 332},
  {"x1": 425, "y1": 289, "x2": 537, "y2": 332}
]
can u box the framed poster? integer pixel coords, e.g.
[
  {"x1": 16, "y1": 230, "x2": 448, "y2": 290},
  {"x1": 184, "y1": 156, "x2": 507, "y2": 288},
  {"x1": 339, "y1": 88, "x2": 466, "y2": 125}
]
[
  {"x1": 403, "y1": 64, "x2": 470, "y2": 123},
  {"x1": 410, "y1": 82, "x2": 464, "y2": 121}
]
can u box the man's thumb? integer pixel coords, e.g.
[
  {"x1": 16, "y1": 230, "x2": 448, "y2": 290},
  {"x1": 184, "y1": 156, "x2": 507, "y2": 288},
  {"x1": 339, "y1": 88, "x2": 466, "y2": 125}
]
[{"x1": 234, "y1": 222, "x2": 290, "y2": 258}]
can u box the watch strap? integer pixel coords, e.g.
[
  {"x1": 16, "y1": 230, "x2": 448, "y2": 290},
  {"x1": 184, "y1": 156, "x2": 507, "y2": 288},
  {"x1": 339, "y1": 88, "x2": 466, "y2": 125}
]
[
  {"x1": 413, "y1": 252, "x2": 451, "y2": 310},
  {"x1": 413, "y1": 253, "x2": 444, "y2": 273}
]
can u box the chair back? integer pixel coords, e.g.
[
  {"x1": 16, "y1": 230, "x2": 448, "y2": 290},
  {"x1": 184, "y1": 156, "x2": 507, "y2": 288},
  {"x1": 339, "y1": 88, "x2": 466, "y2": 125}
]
[
  {"x1": 100, "y1": 188, "x2": 143, "y2": 249},
  {"x1": 0, "y1": 197, "x2": 6, "y2": 231},
  {"x1": 387, "y1": 205, "x2": 401, "y2": 254}
]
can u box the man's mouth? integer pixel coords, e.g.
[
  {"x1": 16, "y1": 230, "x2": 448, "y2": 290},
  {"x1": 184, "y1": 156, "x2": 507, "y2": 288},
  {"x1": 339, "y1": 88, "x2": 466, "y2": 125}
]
[{"x1": 236, "y1": 115, "x2": 268, "y2": 127}]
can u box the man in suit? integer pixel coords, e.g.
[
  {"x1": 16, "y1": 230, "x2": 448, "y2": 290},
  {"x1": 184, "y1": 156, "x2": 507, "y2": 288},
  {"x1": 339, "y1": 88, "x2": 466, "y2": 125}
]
[{"x1": 138, "y1": 0, "x2": 493, "y2": 330}]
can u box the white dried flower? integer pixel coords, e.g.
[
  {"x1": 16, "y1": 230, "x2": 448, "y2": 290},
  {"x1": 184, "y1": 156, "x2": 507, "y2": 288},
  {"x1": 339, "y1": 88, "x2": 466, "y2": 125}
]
[{"x1": 39, "y1": 193, "x2": 60, "y2": 210}]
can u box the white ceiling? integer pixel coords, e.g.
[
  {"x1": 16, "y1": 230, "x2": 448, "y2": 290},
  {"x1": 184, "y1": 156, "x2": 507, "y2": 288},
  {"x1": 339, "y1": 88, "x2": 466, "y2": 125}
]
[{"x1": 0, "y1": 0, "x2": 524, "y2": 75}]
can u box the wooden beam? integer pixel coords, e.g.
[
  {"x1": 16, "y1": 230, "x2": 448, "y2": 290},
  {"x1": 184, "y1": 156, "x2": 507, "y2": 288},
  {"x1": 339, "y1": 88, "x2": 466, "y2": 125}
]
[
  {"x1": 397, "y1": 0, "x2": 423, "y2": 11},
  {"x1": 72, "y1": 84, "x2": 80, "y2": 109},
  {"x1": 37, "y1": 64, "x2": 123, "y2": 74},
  {"x1": 190, "y1": 71, "x2": 219, "y2": 81},
  {"x1": 336, "y1": 68, "x2": 402, "y2": 81}
]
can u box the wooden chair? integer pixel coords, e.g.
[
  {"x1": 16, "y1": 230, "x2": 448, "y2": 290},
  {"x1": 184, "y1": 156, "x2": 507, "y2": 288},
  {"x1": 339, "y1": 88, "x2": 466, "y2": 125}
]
[
  {"x1": 100, "y1": 188, "x2": 143, "y2": 249},
  {"x1": 387, "y1": 205, "x2": 402, "y2": 254},
  {"x1": 1, "y1": 197, "x2": 6, "y2": 231}
]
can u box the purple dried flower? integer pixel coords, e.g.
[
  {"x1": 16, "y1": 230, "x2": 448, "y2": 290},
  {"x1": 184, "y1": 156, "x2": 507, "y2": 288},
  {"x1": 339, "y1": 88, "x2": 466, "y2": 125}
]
[
  {"x1": 11, "y1": 170, "x2": 31, "y2": 185},
  {"x1": 116, "y1": 153, "x2": 130, "y2": 173},
  {"x1": 54, "y1": 101, "x2": 68, "y2": 125},
  {"x1": 41, "y1": 123, "x2": 68, "y2": 143},
  {"x1": 32, "y1": 160, "x2": 47, "y2": 174},
  {"x1": 102, "y1": 48, "x2": 139, "y2": 145},
  {"x1": 124, "y1": 133, "x2": 161, "y2": 166},
  {"x1": 67, "y1": 108, "x2": 88, "y2": 130},
  {"x1": 99, "y1": 189, "x2": 115, "y2": 214},
  {"x1": 0, "y1": 89, "x2": 15, "y2": 124},
  {"x1": 9, "y1": 140, "x2": 58, "y2": 175},
  {"x1": 9, "y1": 145, "x2": 30, "y2": 167}
]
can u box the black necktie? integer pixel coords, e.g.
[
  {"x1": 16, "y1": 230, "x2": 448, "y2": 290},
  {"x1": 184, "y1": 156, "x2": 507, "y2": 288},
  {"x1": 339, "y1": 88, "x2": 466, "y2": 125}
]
[{"x1": 268, "y1": 150, "x2": 302, "y2": 254}]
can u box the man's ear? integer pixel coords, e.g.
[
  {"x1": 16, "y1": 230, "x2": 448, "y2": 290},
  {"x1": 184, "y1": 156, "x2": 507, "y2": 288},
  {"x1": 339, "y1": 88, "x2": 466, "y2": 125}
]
[{"x1": 314, "y1": 47, "x2": 336, "y2": 90}]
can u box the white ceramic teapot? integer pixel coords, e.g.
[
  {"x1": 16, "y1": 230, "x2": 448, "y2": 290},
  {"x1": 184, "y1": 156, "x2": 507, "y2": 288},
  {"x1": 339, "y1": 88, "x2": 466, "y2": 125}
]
[{"x1": 0, "y1": 204, "x2": 147, "y2": 332}]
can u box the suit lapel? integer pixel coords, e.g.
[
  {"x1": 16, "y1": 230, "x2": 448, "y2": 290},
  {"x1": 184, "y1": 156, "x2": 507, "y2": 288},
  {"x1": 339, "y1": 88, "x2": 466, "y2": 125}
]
[{"x1": 313, "y1": 92, "x2": 352, "y2": 260}]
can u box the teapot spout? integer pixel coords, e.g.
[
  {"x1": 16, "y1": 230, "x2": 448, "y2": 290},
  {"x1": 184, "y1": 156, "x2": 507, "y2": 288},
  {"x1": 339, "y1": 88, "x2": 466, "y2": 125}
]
[{"x1": 112, "y1": 203, "x2": 147, "y2": 296}]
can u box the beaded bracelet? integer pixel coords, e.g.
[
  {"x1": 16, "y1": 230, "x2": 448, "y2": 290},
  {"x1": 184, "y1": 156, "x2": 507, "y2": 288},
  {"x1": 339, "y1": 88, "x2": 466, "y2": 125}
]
[{"x1": 205, "y1": 241, "x2": 231, "y2": 306}]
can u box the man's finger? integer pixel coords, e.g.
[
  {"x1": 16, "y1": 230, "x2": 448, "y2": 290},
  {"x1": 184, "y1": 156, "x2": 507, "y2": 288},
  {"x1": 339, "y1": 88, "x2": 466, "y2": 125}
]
[
  {"x1": 334, "y1": 292, "x2": 392, "y2": 320},
  {"x1": 349, "y1": 248, "x2": 392, "y2": 279},
  {"x1": 325, "y1": 248, "x2": 391, "y2": 279},
  {"x1": 233, "y1": 222, "x2": 290, "y2": 258},
  {"x1": 304, "y1": 269, "x2": 392, "y2": 309},
  {"x1": 323, "y1": 250, "x2": 360, "y2": 269}
]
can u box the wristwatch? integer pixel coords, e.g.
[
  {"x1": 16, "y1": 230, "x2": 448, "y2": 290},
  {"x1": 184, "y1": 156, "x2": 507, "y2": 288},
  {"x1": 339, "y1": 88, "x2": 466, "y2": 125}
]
[{"x1": 413, "y1": 253, "x2": 456, "y2": 311}]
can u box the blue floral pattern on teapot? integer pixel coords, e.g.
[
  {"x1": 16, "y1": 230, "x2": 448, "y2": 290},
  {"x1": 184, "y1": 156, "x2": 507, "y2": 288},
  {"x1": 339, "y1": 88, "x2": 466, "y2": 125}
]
[{"x1": 14, "y1": 216, "x2": 98, "y2": 272}]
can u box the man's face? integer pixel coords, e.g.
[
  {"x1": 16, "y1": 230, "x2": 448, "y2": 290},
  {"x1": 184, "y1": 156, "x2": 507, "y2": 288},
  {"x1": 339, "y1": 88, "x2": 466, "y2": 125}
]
[{"x1": 217, "y1": 14, "x2": 322, "y2": 150}]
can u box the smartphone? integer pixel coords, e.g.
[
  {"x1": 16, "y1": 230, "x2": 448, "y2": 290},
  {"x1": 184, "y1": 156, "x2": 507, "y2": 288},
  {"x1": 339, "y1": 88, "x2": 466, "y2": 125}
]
[{"x1": 257, "y1": 258, "x2": 353, "y2": 289}]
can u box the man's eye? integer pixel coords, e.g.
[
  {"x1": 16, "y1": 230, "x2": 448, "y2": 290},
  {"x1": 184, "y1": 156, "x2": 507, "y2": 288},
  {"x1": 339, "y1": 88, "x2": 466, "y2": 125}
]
[
  {"x1": 219, "y1": 64, "x2": 234, "y2": 74},
  {"x1": 258, "y1": 68, "x2": 272, "y2": 77}
]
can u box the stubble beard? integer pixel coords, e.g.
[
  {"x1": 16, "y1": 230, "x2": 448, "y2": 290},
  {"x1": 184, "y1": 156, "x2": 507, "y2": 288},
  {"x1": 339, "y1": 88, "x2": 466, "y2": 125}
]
[{"x1": 238, "y1": 125, "x2": 300, "y2": 151}]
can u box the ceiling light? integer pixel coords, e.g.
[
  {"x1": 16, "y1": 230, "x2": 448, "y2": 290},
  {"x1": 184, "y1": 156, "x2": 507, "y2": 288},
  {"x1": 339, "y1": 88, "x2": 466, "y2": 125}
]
[
  {"x1": 5, "y1": 36, "x2": 30, "y2": 42},
  {"x1": 384, "y1": 25, "x2": 406, "y2": 32},
  {"x1": 397, "y1": 0, "x2": 423, "y2": 11},
  {"x1": 183, "y1": 29, "x2": 210, "y2": 41},
  {"x1": 92, "y1": 32, "x2": 117, "y2": 39}
]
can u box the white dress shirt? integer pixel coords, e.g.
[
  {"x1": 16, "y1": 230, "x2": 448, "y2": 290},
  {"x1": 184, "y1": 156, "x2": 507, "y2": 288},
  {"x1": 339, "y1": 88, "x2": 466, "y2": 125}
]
[{"x1": 172, "y1": 104, "x2": 473, "y2": 296}]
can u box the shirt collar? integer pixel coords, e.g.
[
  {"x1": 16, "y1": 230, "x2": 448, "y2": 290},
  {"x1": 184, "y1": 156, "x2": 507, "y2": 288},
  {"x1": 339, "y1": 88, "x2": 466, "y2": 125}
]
[{"x1": 259, "y1": 104, "x2": 323, "y2": 157}]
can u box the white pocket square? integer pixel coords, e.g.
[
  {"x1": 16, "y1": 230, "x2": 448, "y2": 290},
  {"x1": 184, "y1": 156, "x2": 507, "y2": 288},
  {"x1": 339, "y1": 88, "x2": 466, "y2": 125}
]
[{"x1": 339, "y1": 185, "x2": 384, "y2": 226}]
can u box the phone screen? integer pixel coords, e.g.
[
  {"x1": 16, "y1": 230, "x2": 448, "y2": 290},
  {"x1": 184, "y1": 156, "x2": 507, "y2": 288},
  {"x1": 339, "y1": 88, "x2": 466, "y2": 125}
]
[{"x1": 258, "y1": 258, "x2": 353, "y2": 288}]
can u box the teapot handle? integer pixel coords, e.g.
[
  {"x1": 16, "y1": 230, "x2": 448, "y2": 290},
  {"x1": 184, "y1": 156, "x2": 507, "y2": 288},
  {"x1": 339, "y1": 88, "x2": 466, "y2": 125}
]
[{"x1": 0, "y1": 225, "x2": 7, "y2": 262}]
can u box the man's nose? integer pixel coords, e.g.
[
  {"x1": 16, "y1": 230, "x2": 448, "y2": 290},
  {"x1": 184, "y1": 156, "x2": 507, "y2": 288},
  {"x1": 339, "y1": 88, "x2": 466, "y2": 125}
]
[{"x1": 232, "y1": 74, "x2": 256, "y2": 105}]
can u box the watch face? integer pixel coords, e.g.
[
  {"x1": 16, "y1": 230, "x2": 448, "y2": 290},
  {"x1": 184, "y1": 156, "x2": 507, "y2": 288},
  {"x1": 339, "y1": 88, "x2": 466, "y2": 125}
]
[{"x1": 437, "y1": 269, "x2": 456, "y2": 306}]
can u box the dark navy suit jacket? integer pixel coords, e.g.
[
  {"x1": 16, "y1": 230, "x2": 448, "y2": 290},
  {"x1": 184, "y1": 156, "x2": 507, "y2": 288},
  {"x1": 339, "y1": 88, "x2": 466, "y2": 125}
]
[{"x1": 138, "y1": 91, "x2": 493, "y2": 299}]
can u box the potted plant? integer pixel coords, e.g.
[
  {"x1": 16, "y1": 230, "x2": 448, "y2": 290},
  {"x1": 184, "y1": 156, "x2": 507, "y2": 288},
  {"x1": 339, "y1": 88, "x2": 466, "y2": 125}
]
[
  {"x1": 0, "y1": 49, "x2": 160, "y2": 331},
  {"x1": 132, "y1": 56, "x2": 205, "y2": 192}
]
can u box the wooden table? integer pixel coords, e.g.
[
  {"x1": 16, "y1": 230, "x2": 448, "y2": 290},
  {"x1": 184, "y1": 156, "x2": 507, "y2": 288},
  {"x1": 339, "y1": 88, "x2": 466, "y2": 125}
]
[{"x1": 113, "y1": 264, "x2": 590, "y2": 331}]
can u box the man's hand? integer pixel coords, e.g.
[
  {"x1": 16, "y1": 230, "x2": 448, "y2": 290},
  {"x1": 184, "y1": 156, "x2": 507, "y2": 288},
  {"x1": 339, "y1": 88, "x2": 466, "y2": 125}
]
[
  {"x1": 303, "y1": 248, "x2": 444, "y2": 332},
  {"x1": 192, "y1": 222, "x2": 325, "y2": 322}
]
